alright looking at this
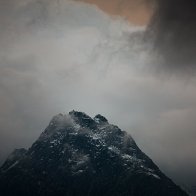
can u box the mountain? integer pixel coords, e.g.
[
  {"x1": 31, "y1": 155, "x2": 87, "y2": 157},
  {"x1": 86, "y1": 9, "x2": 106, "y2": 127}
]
[{"x1": 0, "y1": 111, "x2": 188, "y2": 196}]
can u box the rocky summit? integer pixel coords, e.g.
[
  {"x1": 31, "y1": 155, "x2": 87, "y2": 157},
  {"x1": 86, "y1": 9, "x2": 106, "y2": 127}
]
[{"x1": 0, "y1": 111, "x2": 188, "y2": 196}]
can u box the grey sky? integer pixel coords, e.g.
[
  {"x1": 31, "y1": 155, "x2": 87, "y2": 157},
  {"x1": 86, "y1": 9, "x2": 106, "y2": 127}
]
[{"x1": 0, "y1": 0, "x2": 196, "y2": 189}]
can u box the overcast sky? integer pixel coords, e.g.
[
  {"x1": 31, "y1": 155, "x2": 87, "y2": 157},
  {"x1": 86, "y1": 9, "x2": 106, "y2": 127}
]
[{"x1": 0, "y1": 0, "x2": 196, "y2": 189}]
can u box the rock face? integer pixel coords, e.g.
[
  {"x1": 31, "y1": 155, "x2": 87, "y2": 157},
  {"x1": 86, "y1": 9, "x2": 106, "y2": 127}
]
[{"x1": 0, "y1": 111, "x2": 188, "y2": 196}]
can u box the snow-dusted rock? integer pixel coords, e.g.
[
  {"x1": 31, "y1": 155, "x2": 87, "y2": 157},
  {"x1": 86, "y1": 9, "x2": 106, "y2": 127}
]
[{"x1": 0, "y1": 111, "x2": 188, "y2": 196}]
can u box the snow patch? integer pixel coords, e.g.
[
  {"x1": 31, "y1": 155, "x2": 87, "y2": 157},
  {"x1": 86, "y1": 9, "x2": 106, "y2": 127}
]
[
  {"x1": 147, "y1": 172, "x2": 161, "y2": 180},
  {"x1": 3, "y1": 161, "x2": 19, "y2": 172},
  {"x1": 108, "y1": 146, "x2": 120, "y2": 154},
  {"x1": 122, "y1": 154, "x2": 133, "y2": 160}
]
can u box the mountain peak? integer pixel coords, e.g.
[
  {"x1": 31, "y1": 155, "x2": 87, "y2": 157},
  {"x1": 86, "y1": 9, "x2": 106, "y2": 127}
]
[
  {"x1": 69, "y1": 110, "x2": 97, "y2": 129},
  {"x1": 94, "y1": 114, "x2": 108, "y2": 124},
  {"x1": 68, "y1": 110, "x2": 109, "y2": 126},
  {"x1": 0, "y1": 111, "x2": 188, "y2": 196},
  {"x1": 69, "y1": 110, "x2": 91, "y2": 120}
]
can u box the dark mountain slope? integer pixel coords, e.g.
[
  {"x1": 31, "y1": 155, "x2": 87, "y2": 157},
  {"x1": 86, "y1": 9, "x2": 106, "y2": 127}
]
[{"x1": 0, "y1": 111, "x2": 188, "y2": 196}]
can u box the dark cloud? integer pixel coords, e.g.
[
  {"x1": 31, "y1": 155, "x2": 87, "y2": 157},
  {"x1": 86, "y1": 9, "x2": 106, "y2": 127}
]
[{"x1": 148, "y1": 0, "x2": 196, "y2": 74}]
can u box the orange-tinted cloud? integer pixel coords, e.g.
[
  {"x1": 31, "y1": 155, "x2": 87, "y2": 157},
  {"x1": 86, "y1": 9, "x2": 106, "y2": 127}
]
[{"x1": 75, "y1": 0, "x2": 154, "y2": 25}]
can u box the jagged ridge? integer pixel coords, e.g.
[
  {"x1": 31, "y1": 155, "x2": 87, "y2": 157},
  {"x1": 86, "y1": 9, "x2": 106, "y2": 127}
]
[{"x1": 0, "y1": 111, "x2": 188, "y2": 196}]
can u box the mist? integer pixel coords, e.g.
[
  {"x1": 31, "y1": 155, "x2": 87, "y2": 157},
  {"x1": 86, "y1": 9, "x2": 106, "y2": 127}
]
[{"x1": 0, "y1": 0, "x2": 196, "y2": 189}]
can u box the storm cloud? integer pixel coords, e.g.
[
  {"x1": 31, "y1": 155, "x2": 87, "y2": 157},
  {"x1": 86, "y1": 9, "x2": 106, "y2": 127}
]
[
  {"x1": 148, "y1": 0, "x2": 196, "y2": 74},
  {"x1": 0, "y1": 0, "x2": 196, "y2": 190}
]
